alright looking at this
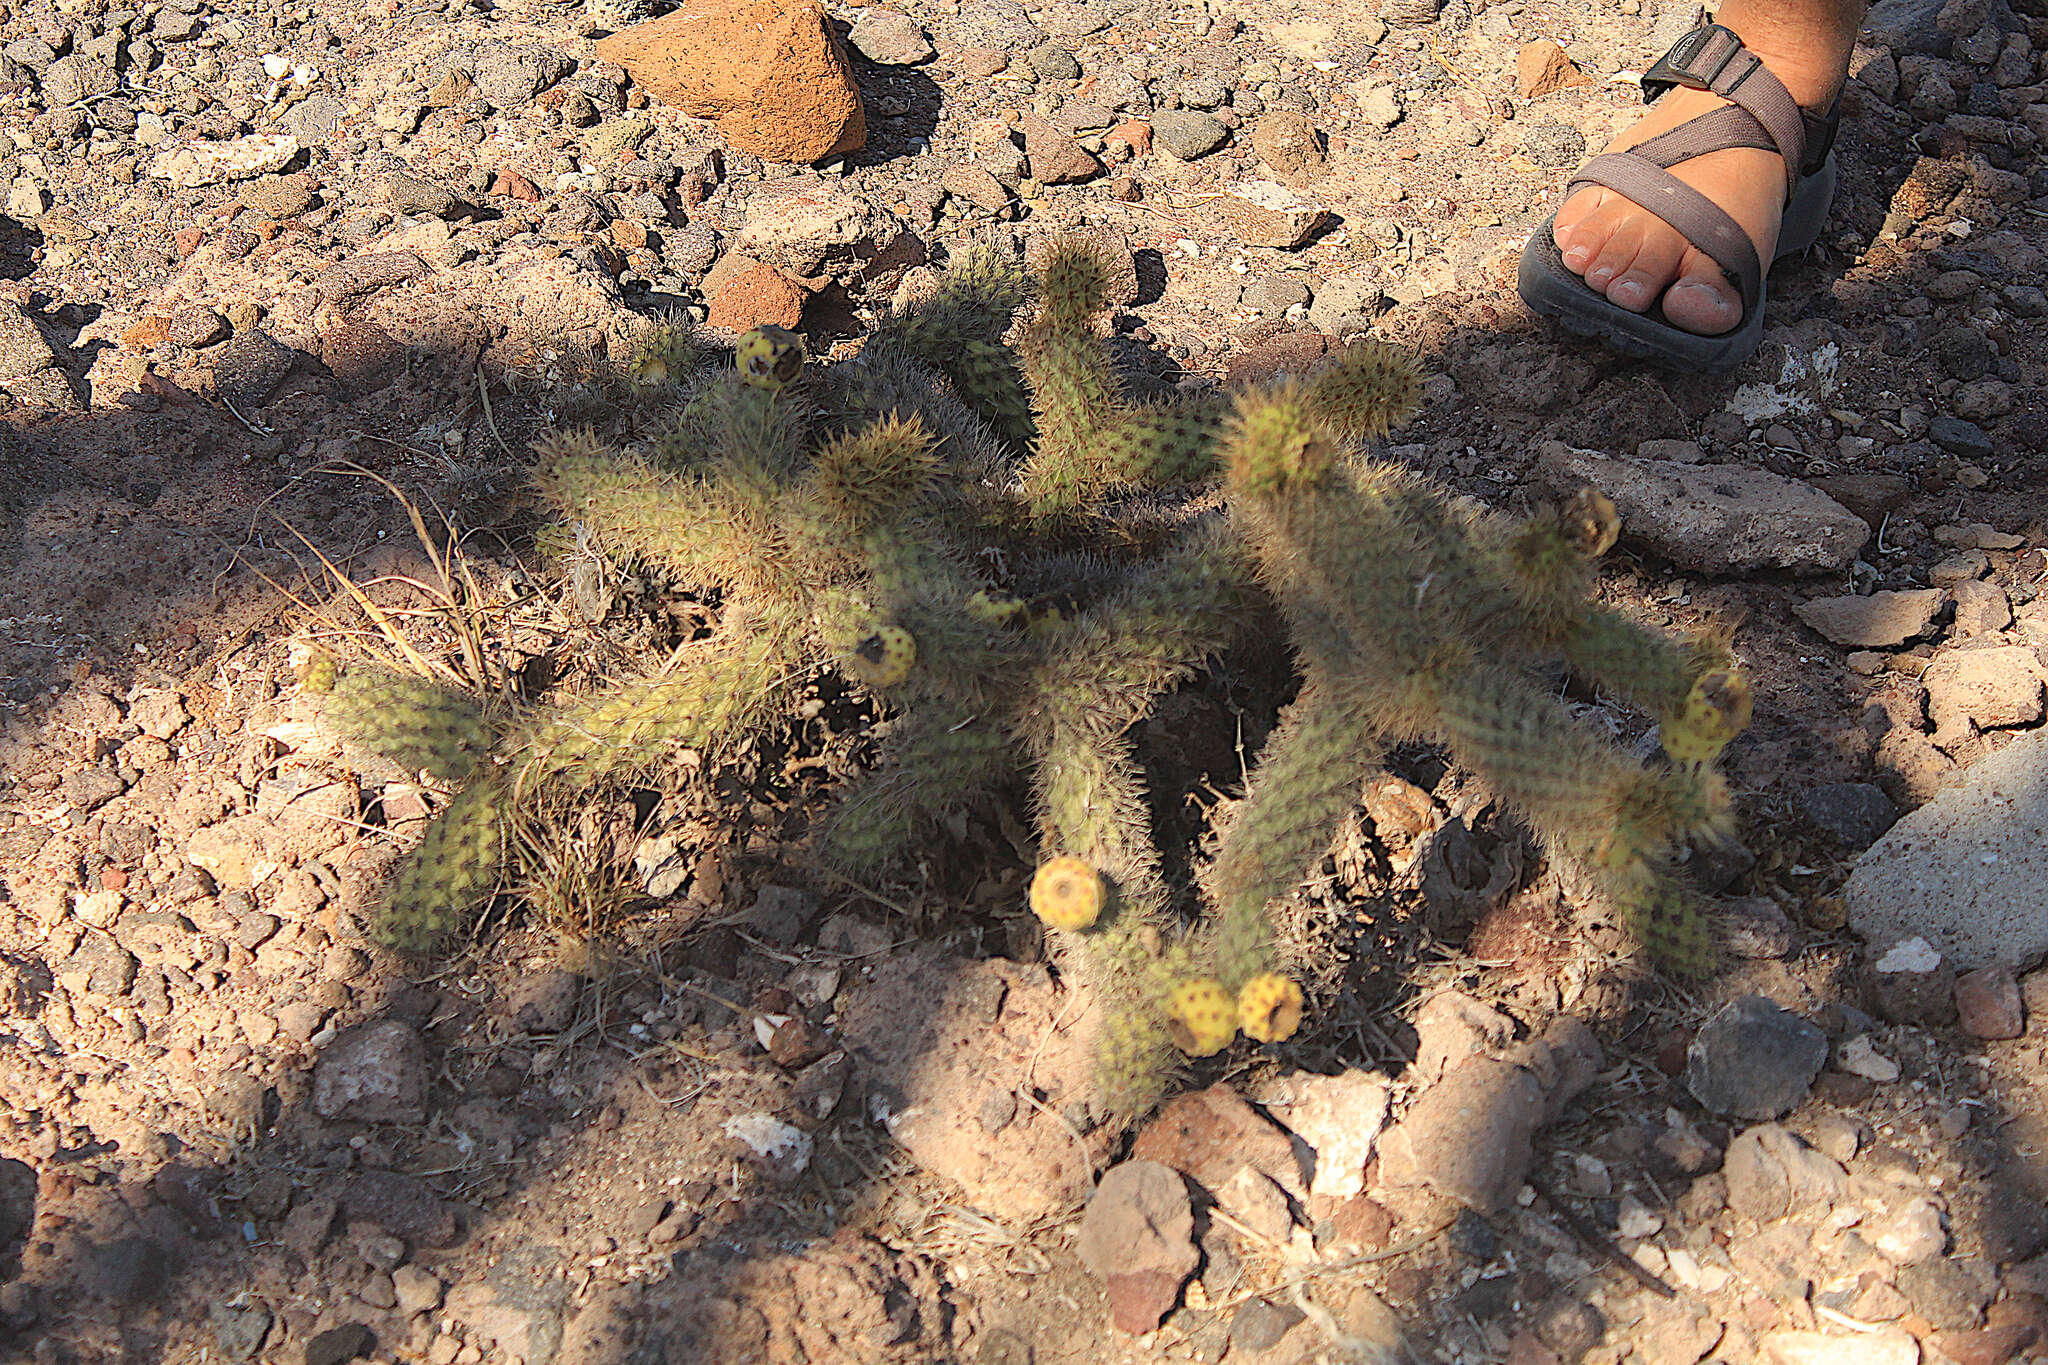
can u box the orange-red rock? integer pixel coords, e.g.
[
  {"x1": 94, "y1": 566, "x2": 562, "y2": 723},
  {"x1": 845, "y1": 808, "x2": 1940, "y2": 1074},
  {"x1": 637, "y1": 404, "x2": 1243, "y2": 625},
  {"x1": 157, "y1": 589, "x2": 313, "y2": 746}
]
[
  {"x1": 122, "y1": 315, "x2": 174, "y2": 349},
  {"x1": 1106, "y1": 119, "x2": 1152, "y2": 158},
  {"x1": 1516, "y1": 39, "x2": 1592, "y2": 100},
  {"x1": 490, "y1": 169, "x2": 541, "y2": 202},
  {"x1": 705, "y1": 262, "x2": 809, "y2": 331},
  {"x1": 594, "y1": 0, "x2": 865, "y2": 164}
]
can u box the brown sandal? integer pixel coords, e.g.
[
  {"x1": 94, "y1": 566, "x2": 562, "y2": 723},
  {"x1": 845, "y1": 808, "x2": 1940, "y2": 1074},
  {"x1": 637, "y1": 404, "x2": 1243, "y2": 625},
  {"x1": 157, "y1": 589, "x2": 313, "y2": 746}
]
[{"x1": 1517, "y1": 23, "x2": 1841, "y2": 373}]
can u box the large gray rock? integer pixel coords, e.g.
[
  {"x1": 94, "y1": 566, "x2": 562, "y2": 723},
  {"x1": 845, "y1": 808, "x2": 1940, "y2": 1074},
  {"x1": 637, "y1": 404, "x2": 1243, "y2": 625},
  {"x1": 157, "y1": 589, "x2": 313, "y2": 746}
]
[
  {"x1": 732, "y1": 181, "x2": 907, "y2": 285},
  {"x1": 1864, "y1": 0, "x2": 2020, "y2": 54},
  {"x1": 1536, "y1": 444, "x2": 1869, "y2": 575},
  {"x1": 846, "y1": 8, "x2": 933, "y2": 64},
  {"x1": 0, "y1": 1158, "x2": 33, "y2": 1280},
  {"x1": 469, "y1": 43, "x2": 575, "y2": 107},
  {"x1": 210, "y1": 331, "x2": 294, "y2": 410},
  {"x1": 1685, "y1": 996, "x2": 1827, "y2": 1119},
  {"x1": 1923, "y1": 645, "x2": 2047, "y2": 739},
  {"x1": 1151, "y1": 109, "x2": 1231, "y2": 160},
  {"x1": 1378, "y1": 1058, "x2": 1543, "y2": 1212},
  {"x1": 1846, "y1": 730, "x2": 2048, "y2": 969},
  {"x1": 1723, "y1": 1124, "x2": 1846, "y2": 1221},
  {"x1": 0, "y1": 301, "x2": 57, "y2": 381},
  {"x1": 40, "y1": 54, "x2": 118, "y2": 108}
]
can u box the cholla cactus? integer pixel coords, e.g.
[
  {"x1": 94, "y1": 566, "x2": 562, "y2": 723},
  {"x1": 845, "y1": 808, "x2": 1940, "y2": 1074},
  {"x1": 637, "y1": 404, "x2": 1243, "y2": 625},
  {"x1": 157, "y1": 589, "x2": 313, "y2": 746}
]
[
  {"x1": 303, "y1": 662, "x2": 492, "y2": 784},
  {"x1": 623, "y1": 315, "x2": 706, "y2": 394},
  {"x1": 319, "y1": 235, "x2": 1748, "y2": 1123},
  {"x1": 1214, "y1": 386, "x2": 1746, "y2": 976}
]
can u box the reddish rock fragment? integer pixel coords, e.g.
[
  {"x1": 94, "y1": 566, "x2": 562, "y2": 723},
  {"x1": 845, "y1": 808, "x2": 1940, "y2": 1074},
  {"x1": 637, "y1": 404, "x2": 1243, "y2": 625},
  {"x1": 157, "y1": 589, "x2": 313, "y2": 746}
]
[
  {"x1": 705, "y1": 262, "x2": 809, "y2": 331},
  {"x1": 490, "y1": 169, "x2": 541, "y2": 202},
  {"x1": 593, "y1": 0, "x2": 865, "y2": 164},
  {"x1": 1516, "y1": 40, "x2": 1592, "y2": 100},
  {"x1": 1956, "y1": 965, "x2": 2024, "y2": 1040}
]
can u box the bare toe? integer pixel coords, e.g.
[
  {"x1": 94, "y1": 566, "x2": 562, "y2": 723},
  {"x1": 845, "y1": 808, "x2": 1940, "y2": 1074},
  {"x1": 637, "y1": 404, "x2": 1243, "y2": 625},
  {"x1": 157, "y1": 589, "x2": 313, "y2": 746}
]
[
  {"x1": 1583, "y1": 218, "x2": 1650, "y2": 296},
  {"x1": 1556, "y1": 193, "x2": 1641, "y2": 278},
  {"x1": 1607, "y1": 231, "x2": 1688, "y2": 314},
  {"x1": 1553, "y1": 188, "x2": 1614, "y2": 273},
  {"x1": 1660, "y1": 248, "x2": 1744, "y2": 336}
]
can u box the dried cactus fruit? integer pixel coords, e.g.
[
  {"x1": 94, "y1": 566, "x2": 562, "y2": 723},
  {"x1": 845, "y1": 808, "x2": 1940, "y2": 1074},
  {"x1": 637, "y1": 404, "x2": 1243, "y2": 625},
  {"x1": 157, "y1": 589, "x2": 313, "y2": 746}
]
[
  {"x1": 735, "y1": 323, "x2": 807, "y2": 392},
  {"x1": 844, "y1": 625, "x2": 916, "y2": 689},
  {"x1": 1164, "y1": 978, "x2": 1238, "y2": 1057},
  {"x1": 1028, "y1": 855, "x2": 1106, "y2": 931},
  {"x1": 1660, "y1": 669, "x2": 1754, "y2": 767},
  {"x1": 1237, "y1": 973, "x2": 1304, "y2": 1043}
]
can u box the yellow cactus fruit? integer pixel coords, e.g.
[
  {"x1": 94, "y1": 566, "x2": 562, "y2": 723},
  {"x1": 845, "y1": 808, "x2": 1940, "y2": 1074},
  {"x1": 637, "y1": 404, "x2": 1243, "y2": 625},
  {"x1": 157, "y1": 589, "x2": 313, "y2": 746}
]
[
  {"x1": 965, "y1": 590, "x2": 1028, "y2": 630},
  {"x1": 845, "y1": 625, "x2": 916, "y2": 688},
  {"x1": 735, "y1": 324, "x2": 807, "y2": 392},
  {"x1": 1165, "y1": 978, "x2": 1238, "y2": 1057},
  {"x1": 1028, "y1": 855, "x2": 1105, "y2": 931},
  {"x1": 1662, "y1": 668, "x2": 1753, "y2": 766},
  {"x1": 1024, "y1": 591, "x2": 1079, "y2": 640},
  {"x1": 626, "y1": 323, "x2": 701, "y2": 391},
  {"x1": 1237, "y1": 973, "x2": 1304, "y2": 1043}
]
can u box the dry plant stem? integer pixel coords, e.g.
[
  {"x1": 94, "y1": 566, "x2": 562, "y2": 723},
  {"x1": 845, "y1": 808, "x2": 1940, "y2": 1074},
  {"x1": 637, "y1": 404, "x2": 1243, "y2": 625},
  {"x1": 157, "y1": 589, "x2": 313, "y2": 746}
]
[{"x1": 1526, "y1": 1172, "x2": 1678, "y2": 1300}]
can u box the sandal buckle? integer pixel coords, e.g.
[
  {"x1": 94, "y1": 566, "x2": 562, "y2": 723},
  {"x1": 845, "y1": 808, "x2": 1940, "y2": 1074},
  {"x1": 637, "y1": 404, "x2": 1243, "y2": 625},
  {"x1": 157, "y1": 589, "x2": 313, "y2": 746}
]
[{"x1": 1641, "y1": 23, "x2": 1751, "y2": 105}]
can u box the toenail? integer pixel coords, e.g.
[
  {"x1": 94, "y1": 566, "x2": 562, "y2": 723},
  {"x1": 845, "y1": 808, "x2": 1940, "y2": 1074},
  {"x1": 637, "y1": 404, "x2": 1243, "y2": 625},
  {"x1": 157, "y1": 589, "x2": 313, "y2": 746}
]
[
  {"x1": 1668, "y1": 281, "x2": 1737, "y2": 321},
  {"x1": 1563, "y1": 246, "x2": 1590, "y2": 270},
  {"x1": 1587, "y1": 266, "x2": 1614, "y2": 288}
]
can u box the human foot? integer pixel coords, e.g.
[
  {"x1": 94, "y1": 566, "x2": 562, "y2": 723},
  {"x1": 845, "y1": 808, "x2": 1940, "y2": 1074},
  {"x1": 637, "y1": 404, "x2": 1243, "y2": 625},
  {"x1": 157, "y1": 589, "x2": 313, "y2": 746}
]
[
  {"x1": 1549, "y1": 25, "x2": 1850, "y2": 335},
  {"x1": 1551, "y1": 89, "x2": 1791, "y2": 335}
]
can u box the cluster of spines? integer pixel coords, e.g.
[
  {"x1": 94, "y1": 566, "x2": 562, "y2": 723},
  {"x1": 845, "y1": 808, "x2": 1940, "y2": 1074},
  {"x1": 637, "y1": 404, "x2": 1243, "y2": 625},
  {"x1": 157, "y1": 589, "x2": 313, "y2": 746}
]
[
  {"x1": 875, "y1": 243, "x2": 1036, "y2": 446},
  {"x1": 302, "y1": 657, "x2": 495, "y2": 784},
  {"x1": 511, "y1": 617, "x2": 807, "y2": 799},
  {"x1": 1016, "y1": 242, "x2": 1425, "y2": 518},
  {"x1": 376, "y1": 775, "x2": 506, "y2": 956},
  {"x1": 622, "y1": 315, "x2": 707, "y2": 394}
]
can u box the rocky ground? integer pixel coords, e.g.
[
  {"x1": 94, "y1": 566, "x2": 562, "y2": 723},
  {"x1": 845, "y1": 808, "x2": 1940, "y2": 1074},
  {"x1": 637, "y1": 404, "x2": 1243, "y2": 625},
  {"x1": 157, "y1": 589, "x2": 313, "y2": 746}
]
[{"x1": 1, "y1": 0, "x2": 2046, "y2": 1359}]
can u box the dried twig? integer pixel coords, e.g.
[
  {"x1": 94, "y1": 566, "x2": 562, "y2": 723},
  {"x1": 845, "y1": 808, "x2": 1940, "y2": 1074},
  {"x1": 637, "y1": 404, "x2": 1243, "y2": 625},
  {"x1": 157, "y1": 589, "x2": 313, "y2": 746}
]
[{"x1": 1526, "y1": 1172, "x2": 1677, "y2": 1300}]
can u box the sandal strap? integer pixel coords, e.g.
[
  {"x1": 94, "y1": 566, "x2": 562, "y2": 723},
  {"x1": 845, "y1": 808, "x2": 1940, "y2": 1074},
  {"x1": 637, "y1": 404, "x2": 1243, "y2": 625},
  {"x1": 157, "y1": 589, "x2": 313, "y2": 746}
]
[
  {"x1": 1568, "y1": 153, "x2": 1763, "y2": 317},
  {"x1": 1641, "y1": 23, "x2": 1807, "y2": 196},
  {"x1": 1800, "y1": 97, "x2": 1841, "y2": 178},
  {"x1": 1629, "y1": 104, "x2": 1777, "y2": 168}
]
